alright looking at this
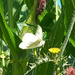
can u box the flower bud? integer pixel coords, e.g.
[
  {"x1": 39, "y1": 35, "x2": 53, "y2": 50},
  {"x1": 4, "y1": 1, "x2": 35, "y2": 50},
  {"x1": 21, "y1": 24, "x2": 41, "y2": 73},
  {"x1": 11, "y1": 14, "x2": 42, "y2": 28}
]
[{"x1": 36, "y1": 0, "x2": 46, "y2": 16}]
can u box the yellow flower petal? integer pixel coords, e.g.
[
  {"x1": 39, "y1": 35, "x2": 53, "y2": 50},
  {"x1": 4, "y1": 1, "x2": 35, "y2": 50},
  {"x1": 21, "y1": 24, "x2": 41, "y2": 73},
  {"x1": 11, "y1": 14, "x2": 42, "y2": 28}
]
[{"x1": 49, "y1": 48, "x2": 60, "y2": 54}]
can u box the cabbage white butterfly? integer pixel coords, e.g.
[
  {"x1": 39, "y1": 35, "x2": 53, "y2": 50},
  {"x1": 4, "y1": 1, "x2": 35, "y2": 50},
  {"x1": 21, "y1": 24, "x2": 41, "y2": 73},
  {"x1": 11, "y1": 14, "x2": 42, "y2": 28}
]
[{"x1": 19, "y1": 25, "x2": 45, "y2": 49}]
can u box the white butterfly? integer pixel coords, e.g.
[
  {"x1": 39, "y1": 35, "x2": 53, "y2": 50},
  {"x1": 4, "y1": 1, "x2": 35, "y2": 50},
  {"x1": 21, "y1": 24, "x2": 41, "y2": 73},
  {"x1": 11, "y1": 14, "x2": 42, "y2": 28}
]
[{"x1": 19, "y1": 25, "x2": 45, "y2": 49}]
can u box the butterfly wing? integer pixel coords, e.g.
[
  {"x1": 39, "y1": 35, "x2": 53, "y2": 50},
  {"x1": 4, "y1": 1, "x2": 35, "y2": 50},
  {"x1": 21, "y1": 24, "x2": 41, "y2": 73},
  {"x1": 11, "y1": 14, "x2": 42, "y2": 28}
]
[
  {"x1": 26, "y1": 39, "x2": 45, "y2": 49},
  {"x1": 35, "y1": 25, "x2": 43, "y2": 39},
  {"x1": 19, "y1": 33, "x2": 38, "y2": 49},
  {"x1": 19, "y1": 42, "x2": 28, "y2": 49},
  {"x1": 22, "y1": 33, "x2": 37, "y2": 42},
  {"x1": 19, "y1": 28, "x2": 45, "y2": 49}
]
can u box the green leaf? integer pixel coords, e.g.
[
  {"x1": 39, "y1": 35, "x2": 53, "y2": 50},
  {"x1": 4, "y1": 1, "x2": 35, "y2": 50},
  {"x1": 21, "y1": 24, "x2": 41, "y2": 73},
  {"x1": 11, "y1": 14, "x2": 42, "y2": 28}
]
[
  {"x1": 45, "y1": 62, "x2": 55, "y2": 75},
  {"x1": 0, "y1": 28, "x2": 3, "y2": 39},
  {"x1": 71, "y1": 0, "x2": 75, "y2": 8},
  {"x1": 19, "y1": 4, "x2": 29, "y2": 22},
  {"x1": 68, "y1": 54, "x2": 75, "y2": 67},
  {"x1": 63, "y1": 0, "x2": 74, "y2": 27},
  {"x1": 61, "y1": 0, "x2": 75, "y2": 47},
  {"x1": 0, "y1": 0, "x2": 4, "y2": 17},
  {"x1": 26, "y1": 0, "x2": 38, "y2": 25},
  {"x1": 70, "y1": 24, "x2": 75, "y2": 47},
  {"x1": 46, "y1": 0, "x2": 54, "y2": 12},
  {"x1": 66, "y1": 42, "x2": 75, "y2": 57},
  {"x1": 3, "y1": 0, "x2": 24, "y2": 29},
  {"x1": 35, "y1": 62, "x2": 54, "y2": 75},
  {"x1": 24, "y1": 0, "x2": 34, "y2": 10},
  {"x1": 5, "y1": 63, "x2": 12, "y2": 75},
  {"x1": 0, "y1": 14, "x2": 21, "y2": 59},
  {"x1": 40, "y1": 12, "x2": 55, "y2": 32},
  {"x1": 0, "y1": 1, "x2": 27, "y2": 74},
  {"x1": 0, "y1": 0, "x2": 26, "y2": 59},
  {"x1": 13, "y1": 0, "x2": 24, "y2": 24},
  {"x1": 41, "y1": 14, "x2": 65, "y2": 53},
  {"x1": 26, "y1": 54, "x2": 54, "y2": 75}
]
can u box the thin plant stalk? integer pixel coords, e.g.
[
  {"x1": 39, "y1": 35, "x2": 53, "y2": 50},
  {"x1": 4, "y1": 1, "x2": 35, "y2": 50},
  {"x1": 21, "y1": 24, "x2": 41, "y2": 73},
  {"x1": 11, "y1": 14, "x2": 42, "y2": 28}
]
[
  {"x1": 34, "y1": 48, "x2": 37, "y2": 58},
  {"x1": 7, "y1": 0, "x2": 13, "y2": 29},
  {"x1": 1, "y1": 39, "x2": 5, "y2": 75},
  {"x1": 53, "y1": 0, "x2": 58, "y2": 74},
  {"x1": 55, "y1": 0, "x2": 58, "y2": 21}
]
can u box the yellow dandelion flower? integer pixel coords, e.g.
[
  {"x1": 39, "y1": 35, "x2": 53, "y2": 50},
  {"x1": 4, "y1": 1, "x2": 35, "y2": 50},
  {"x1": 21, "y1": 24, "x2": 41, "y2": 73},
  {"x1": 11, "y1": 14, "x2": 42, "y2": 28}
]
[{"x1": 49, "y1": 48, "x2": 60, "y2": 54}]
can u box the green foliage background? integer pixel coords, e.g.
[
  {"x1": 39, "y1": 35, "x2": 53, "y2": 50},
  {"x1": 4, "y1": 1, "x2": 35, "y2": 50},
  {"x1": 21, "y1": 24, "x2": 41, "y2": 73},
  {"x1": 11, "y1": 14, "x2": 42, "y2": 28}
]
[{"x1": 0, "y1": 0, "x2": 75, "y2": 75}]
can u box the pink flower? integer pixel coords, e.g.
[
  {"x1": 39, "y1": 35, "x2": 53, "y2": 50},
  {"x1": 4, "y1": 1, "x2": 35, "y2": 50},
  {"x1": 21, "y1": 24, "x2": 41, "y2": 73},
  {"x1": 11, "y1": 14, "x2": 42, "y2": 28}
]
[{"x1": 66, "y1": 67, "x2": 75, "y2": 75}]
